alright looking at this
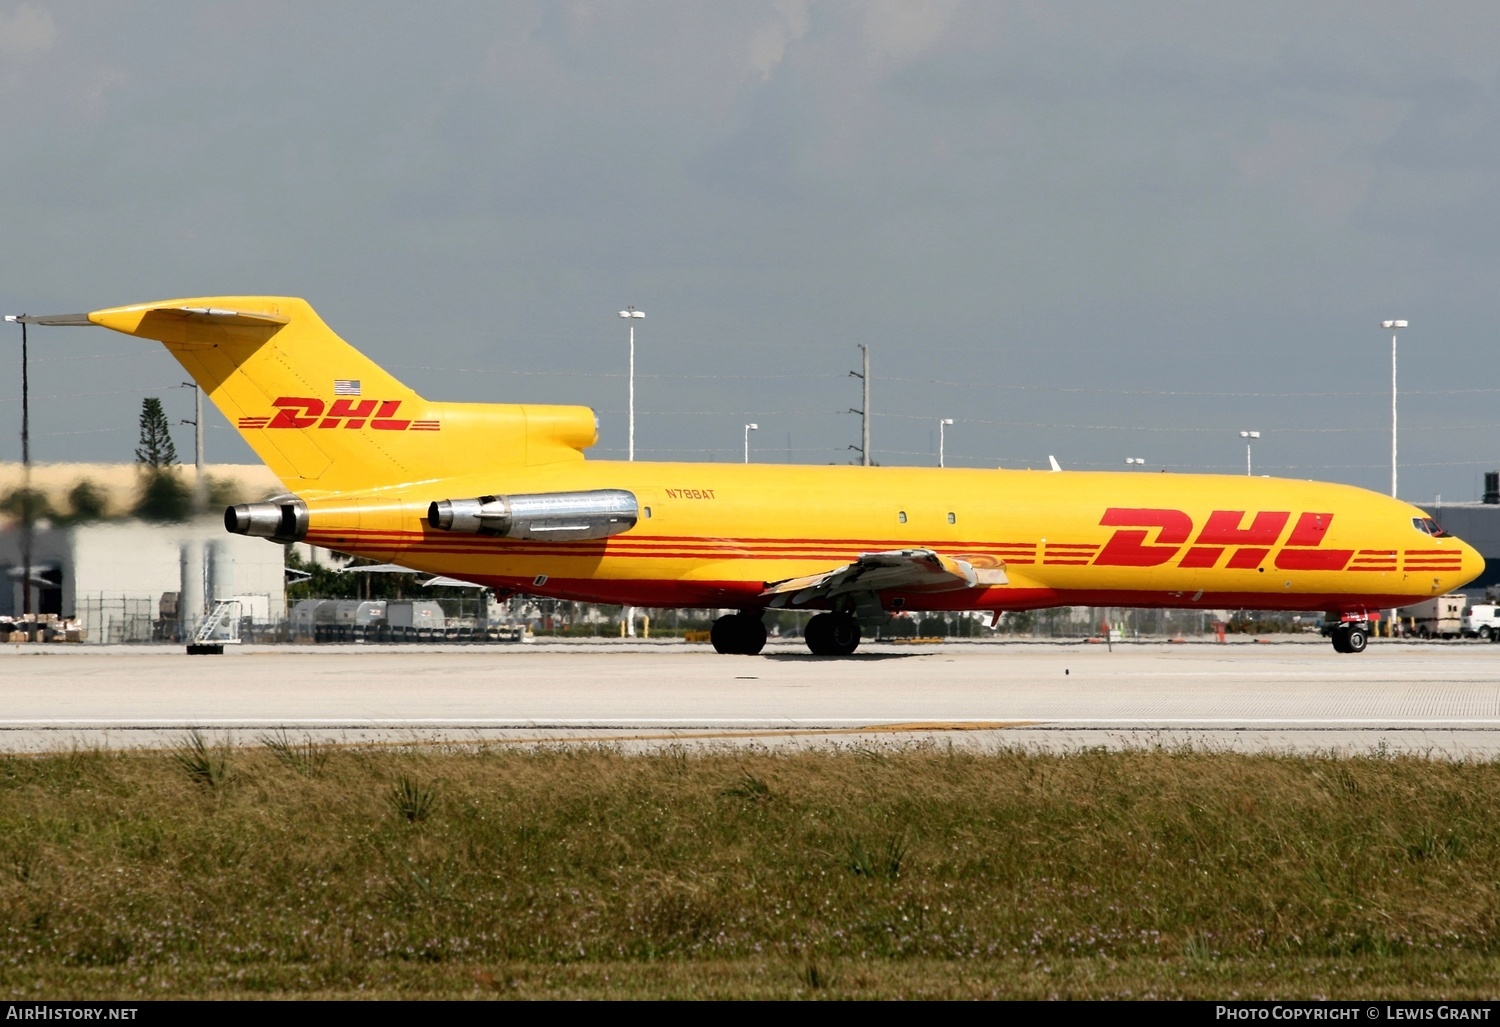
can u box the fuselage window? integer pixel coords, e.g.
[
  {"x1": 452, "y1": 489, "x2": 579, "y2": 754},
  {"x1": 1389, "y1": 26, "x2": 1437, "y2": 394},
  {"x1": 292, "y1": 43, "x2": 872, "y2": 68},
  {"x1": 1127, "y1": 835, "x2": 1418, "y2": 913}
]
[
  {"x1": 947, "y1": 512, "x2": 956, "y2": 524},
  {"x1": 643, "y1": 506, "x2": 652, "y2": 519},
  {"x1": 898, "y1": 511, "x2": 907, "y2": 524}
]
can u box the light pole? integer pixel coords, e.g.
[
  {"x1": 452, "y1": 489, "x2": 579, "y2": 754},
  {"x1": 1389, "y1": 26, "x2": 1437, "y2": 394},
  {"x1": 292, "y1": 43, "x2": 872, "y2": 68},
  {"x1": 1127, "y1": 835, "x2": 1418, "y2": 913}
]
[
  {"x1": 618, "y1": 307, "x2": 644, "y2": 461},
  {"x1": 939, "y1": 418, "x2": 953, "y2": 468},
  {"x1": 616, "y1": 307, "x2": 644, "y2": 638},
  {"x1": 1383, "y1": 320, "x2": 1407, "y2": 497},
  {"x1": 744, "y1": 423, "x2": 758, "y2": 463},
  {"x1": 1125, "y1": 457, "x2": 1145, "y2": 469},
  {"x1": 1239, "y1": 431, "x2": 1260, "y2": 476},
  {"x1": 4, "y1": 316, "x2": 32, "y2": 618}
]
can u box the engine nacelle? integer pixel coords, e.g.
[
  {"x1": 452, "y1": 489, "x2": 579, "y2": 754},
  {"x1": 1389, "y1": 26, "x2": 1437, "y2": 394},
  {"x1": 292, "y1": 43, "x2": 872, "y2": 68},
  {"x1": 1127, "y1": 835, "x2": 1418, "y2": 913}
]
[
  {"x1": 225, "y1": 496, "x2": 309, "y2": 542},
  {"x1": 428, "y1": 489, "x2": 637, "y2": 541}
]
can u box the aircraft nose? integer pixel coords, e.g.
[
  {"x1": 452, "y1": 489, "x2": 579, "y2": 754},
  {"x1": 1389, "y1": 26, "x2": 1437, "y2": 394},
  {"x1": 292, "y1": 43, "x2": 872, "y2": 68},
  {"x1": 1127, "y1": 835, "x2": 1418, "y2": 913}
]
[{"x1": 1457, "y1": 537, "x2": 1487, "y2": 590}]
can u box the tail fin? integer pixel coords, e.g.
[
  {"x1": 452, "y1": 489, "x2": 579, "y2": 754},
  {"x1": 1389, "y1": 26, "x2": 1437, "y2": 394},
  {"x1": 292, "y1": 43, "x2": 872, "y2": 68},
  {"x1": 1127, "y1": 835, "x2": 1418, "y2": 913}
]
[{"x1": 89, "y1": 297, "x2": 596, "y2": 496}]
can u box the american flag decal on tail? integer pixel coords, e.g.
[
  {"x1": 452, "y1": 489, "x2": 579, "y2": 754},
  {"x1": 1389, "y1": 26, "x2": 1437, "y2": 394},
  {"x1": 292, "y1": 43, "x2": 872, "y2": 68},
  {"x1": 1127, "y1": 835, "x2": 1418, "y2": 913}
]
[{"x1": 334, "y1": 379, "x2": 361, "y2": 396}]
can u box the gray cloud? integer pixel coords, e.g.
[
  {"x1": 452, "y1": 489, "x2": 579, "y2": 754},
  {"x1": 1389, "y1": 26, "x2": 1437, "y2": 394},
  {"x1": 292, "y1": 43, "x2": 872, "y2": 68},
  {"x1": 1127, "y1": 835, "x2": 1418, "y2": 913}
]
[{"x1": 2, "y1": 2, "x2": 1500, "y2": 497}]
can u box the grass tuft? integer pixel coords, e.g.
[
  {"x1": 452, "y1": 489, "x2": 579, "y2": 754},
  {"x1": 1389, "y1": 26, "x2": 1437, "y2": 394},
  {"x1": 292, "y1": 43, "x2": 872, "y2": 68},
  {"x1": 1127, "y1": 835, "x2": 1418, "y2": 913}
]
[
  {"x1": 391, "y1": 775, "x2": 435, "y2": 822},
  {"x1": 845, "y1": 830, "x2": 907, "y2": 881},
  {"x1": 170, "y1": 730, "x2": 228, "y2": 788},
  {"x1": 258, "y1": 730, "x2": 330, "y2": 776},
  {"x1": 719, "y1": 770, "x2": 772, "y2": 801}
]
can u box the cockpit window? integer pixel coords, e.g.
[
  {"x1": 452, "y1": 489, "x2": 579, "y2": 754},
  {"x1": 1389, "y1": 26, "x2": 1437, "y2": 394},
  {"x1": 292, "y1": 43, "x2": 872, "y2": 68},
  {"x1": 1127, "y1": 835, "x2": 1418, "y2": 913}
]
[{"x1": 1412, "y1": 517, "x2": 1450, "y2": 537}]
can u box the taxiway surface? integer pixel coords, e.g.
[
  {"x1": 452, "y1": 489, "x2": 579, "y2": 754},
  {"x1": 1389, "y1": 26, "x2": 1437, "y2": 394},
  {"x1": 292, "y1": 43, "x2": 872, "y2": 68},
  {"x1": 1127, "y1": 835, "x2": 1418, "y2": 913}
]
[{"x1": 4, "y1": 639, "x2": 1500, "y2": 756}]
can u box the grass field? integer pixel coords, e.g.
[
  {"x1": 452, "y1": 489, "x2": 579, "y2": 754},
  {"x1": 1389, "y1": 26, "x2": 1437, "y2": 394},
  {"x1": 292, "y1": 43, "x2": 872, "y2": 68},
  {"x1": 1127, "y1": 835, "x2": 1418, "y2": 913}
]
[{"x1": 2, "y1": 737, "x2": 1498, "y2": 999}]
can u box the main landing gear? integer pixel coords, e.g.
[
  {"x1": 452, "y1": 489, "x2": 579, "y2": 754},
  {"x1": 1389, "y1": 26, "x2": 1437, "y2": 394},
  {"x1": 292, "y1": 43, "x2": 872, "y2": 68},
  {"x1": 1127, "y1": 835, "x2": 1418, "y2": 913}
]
[
  {"x1": 709, "y1": 611, "x2": 863, "y2": 656},
  {"x1": 710, "y1": 612, "x2": 767, "y2": 655},
  {"x1": 804, "y1": 612, "x2": 860, "y2": 656},
  {"x1": 1330, "y1": 622, "x2": 1369, "y2": 654}
]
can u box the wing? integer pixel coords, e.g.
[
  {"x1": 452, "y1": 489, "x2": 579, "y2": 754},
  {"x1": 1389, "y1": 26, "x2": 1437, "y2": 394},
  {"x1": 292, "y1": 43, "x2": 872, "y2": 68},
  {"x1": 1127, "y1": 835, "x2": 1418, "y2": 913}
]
[{"x1": 761, "y1": 548, "x2": 1007, "y2": 609}]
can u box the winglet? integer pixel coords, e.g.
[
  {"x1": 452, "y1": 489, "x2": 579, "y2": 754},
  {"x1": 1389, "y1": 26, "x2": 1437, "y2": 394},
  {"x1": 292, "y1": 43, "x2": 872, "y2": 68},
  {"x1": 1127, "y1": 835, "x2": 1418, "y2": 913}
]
[{"x1": 1048, "y1": 455, "x2": 1062, "y2": 472}]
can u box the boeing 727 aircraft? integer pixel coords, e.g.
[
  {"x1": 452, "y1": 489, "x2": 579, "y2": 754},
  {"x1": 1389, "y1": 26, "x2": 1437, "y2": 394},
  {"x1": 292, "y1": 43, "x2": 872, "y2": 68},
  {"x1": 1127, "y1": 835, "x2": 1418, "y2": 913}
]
[{"x1": 14, "y1": 297, "x2": 1483, "y2": 655}]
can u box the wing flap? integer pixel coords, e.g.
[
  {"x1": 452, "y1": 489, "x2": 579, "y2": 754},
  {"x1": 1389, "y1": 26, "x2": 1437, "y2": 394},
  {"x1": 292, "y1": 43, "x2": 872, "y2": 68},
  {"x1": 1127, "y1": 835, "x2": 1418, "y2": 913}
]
[{"x1": 762, "y1": 548, "x2": 1005, "y2": 608}]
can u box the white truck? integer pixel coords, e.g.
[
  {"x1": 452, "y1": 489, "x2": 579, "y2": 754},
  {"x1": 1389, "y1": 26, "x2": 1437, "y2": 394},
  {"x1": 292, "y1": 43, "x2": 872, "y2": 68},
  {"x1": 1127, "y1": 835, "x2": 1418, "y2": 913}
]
[
  {"x1": 1463, "y1": 603, "x2": 1500, "y2": 642},
  {"x1": 1401, "y1": 593, "x2": 1467, "y2": 639}
]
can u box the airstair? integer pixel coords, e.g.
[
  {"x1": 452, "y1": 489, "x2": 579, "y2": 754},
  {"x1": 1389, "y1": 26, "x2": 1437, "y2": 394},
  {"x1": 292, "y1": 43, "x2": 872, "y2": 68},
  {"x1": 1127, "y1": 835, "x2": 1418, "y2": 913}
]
[{"x1": 186, "y1": 600, "x2": 242, "y2": 655}]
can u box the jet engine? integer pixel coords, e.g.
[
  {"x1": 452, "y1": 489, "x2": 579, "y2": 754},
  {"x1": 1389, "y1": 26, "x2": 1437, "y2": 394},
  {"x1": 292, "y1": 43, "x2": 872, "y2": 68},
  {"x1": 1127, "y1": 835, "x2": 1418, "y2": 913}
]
[
  {"x1": 428, "y1": 489, "x2": 637, "y2": 541},
  {"x1": 225, "y1": 496, "x2": 309, "y2": 542}
]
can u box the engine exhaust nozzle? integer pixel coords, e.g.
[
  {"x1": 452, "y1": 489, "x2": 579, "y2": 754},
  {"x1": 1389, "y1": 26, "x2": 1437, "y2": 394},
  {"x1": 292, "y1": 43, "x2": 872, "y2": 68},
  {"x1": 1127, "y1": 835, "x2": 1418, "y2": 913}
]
[{"x1": 225, "y1": 497, "x2": 309, "y2": 542}]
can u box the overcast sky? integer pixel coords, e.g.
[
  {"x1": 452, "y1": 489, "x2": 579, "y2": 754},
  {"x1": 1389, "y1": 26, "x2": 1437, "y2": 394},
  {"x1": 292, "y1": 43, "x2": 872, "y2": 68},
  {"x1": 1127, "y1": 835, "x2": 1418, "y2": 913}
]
[{"x1": 4, "y1": 1, "x2": 1500, "y2": 504}]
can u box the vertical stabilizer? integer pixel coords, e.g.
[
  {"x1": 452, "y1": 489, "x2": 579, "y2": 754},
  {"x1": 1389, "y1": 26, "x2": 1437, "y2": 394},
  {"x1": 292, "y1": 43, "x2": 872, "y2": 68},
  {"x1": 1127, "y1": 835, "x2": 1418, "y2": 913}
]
[{"x1": 87, "y1": 297, "x2": 596, "y2": 496}]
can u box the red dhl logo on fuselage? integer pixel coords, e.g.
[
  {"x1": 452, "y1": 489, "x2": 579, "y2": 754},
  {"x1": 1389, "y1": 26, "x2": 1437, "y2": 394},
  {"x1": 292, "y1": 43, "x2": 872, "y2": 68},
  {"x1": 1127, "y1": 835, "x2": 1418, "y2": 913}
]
[
  {"x1": 1092, "y1": 508, "x2": 1449, "y2": 573},
  {"x1": 237, "y1": 398, "x2": 441, "y2": 432}
]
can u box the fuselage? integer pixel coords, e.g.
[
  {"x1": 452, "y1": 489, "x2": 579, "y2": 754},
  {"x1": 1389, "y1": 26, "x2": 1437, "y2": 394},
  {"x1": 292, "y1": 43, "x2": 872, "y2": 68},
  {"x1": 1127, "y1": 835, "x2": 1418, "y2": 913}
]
[{"x1": 295, "y1": 461, "x2": 1482, "y2": 615}]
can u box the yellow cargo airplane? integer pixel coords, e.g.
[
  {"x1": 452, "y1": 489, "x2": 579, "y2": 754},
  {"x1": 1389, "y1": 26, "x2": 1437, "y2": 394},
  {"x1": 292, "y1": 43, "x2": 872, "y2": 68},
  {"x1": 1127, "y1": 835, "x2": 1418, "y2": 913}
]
[{"x1": 14, "y1": 297, "x2": 1484, "y2": 655}]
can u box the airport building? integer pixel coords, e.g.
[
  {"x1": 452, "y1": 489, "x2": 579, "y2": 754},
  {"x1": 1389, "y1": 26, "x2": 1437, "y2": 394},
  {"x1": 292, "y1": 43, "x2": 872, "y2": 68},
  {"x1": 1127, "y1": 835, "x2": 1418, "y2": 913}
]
[
  {"x1": 1431, "y1": 501, "x2": 1500, "y2": 597},
  {"x1": 0, "y1": 518, "x2": 288, "y2": 642},
  {"x1": 0, "y1": 463, "x2": 288, "y2": 641}
]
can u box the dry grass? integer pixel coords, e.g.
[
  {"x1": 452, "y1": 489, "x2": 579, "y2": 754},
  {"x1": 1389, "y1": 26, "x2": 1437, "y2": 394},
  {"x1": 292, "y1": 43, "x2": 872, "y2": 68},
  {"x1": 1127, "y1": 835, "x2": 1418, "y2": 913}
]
[{"x1": 1, "y1": 740, "x2": 1498, "y2": 998}]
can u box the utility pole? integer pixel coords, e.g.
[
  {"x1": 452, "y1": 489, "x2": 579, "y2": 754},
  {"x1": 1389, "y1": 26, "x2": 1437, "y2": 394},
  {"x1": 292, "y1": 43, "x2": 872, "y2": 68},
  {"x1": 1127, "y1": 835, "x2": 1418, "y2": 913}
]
[
  {"x1": 849, "y1": 344, "x2": 870, "y2": 465},
  {"x1": 180, "y1": 381, "x2": 206, "y2": 512}
]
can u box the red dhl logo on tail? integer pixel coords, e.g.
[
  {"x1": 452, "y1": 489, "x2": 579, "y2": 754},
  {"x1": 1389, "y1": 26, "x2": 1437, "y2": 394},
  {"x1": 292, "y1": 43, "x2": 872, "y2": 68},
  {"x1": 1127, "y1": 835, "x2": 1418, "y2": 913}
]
[
  {"x1": 1096, "y1": 508, "x2": 1352, "y2": 571},
  {"x1": 238, "y1": 398, "x2": 441, "y2": 432}
]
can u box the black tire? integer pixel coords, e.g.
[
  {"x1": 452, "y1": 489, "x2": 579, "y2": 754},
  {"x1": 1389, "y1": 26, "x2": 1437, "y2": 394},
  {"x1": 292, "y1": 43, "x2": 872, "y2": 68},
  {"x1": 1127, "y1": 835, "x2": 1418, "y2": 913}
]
[
  {"x1": 804, "y1": 613, "x2": 832, "y2": 654},
  {"x1": 1330, "y1": 629, "x2": 1351, "y2": 654},
  {"x1": 738, "y1": 615, "x2": 768, "y2": 655},
  {"x1": 1344, "y1": 626, "x2": 1368, "y2": 654},
  {"x1": 807, "y1": 612, "x2": 860, "y2": 656},
  {"x1": 1482, "y1": 627, "x2": 1494, "y2": 643},
  {"x1": 710, "y1": 613, "x2": 767, "y2": 655},
  {"x1": 826, "y1": 614, "x2": 860, "y2": 655},
  {"x1": 710, "y1": 615, "x2": 739, "y2": 654}
]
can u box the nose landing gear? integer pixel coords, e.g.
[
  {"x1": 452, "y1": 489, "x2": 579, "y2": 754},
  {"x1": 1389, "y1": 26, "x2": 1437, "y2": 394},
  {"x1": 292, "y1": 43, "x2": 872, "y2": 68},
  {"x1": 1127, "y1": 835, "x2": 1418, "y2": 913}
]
[{"x1": 1330, "y1": 622, "x2": 1369, "y2": 654}]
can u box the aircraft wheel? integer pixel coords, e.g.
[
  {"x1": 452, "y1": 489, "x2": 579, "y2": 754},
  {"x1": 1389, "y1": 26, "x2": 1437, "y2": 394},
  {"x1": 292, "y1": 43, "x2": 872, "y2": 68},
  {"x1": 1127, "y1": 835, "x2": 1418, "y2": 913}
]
[
  {"x1": 738, "y1": 615, "x2": 767, "y2": 655},
  {"x1": 710, "y1": 615, "x2": 739, "y2": 654},
  {"x1": 806, "y1": 612, "x2": 860, "y2": 656},
  {"x1": 710, "y1": 613, "x2": 767, "y2": 655},
  {"x1": 1344, "y1": 626, "x2": 1369, "y2": 654},
  {"x1": 1330, "y1": 628, "x2": 1351, "y2": 654},
  {"x1": 804, "y1": 613, "x2": 831, "y2": 654}
]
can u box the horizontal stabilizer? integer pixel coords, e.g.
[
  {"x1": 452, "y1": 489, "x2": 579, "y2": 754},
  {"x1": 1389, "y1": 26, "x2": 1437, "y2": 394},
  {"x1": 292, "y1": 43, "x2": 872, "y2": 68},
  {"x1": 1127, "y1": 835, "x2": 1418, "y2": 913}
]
[
  {"x1": 5, "y1": 313, "x2": 93, "y2": 326},
  {"x1": 7, "y1": 307, "x2": 289, "y2": 327}
]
